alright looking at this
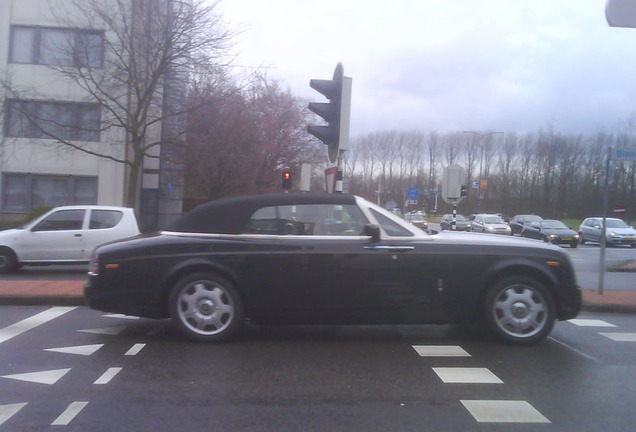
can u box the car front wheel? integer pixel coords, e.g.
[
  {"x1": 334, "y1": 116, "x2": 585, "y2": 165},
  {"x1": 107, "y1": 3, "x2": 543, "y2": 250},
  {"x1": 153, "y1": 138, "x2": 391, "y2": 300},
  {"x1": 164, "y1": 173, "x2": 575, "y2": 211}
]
[
  {"x1": 0, "y1": 247, "x2": 18, "y2": 274},
  {"x1": 483, "y1": 276, "x2": 555, "y2": 345},
  {"x1": 169, "y1": 272, "x2": 244, "y2": 342},
  {"x1": 579, "y1": 233, "x2": 586, "y2": 245}
]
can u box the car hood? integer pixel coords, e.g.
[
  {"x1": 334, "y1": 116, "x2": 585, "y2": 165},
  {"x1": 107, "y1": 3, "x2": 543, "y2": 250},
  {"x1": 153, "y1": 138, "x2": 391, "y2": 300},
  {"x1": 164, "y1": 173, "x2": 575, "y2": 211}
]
[
  {"x1": 606, "y1": 228, "x2": 636, "y2": 235},
  {"x1": 0, "y1": 228, "x2": 24, "y2": 243},
  {"x1": 433, "y1": 231, "x2": 560, "y2": 250}
]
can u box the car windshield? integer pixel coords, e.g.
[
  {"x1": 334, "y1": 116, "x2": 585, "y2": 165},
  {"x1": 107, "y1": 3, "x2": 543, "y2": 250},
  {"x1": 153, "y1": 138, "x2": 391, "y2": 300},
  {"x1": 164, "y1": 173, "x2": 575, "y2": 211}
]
[
  {"x1": 542, "y1": 220, "x2": 567, "y2": 229},
  {"x1": 485, "y1": 216, "x2": 504, "y2": 224},
  {"x1": 606, "y1": 219, "x2": 629, "y2": 228}
]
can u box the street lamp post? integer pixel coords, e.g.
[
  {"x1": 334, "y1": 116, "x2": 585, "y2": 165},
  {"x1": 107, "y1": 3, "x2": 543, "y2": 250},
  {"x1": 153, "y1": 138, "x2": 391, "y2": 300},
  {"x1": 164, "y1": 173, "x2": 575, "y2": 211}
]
[{"x1": 463, "y1": 131, "x2": 503, "y2": 212}]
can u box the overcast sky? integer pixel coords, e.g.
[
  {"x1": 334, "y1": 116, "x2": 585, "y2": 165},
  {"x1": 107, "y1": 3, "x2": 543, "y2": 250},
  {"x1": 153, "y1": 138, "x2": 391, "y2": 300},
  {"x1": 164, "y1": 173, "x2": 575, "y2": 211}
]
[{"x1": 218, "y1": 0, "x2": 636, "y2": 138}]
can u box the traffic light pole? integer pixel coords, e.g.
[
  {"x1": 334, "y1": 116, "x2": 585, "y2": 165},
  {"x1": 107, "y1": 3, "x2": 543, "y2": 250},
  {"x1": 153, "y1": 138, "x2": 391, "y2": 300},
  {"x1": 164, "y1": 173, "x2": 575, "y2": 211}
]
[{"x1": 335, "y1": 150, "x2": 345, "y2": 193}]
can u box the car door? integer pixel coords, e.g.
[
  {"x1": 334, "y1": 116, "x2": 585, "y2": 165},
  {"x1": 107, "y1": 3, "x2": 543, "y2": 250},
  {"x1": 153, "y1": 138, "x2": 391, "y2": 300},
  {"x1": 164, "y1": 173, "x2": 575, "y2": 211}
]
[
  {"x1": 585, "y1": 219, "x2": 602, "y2": 242},
  {"x1": 238, "y1": 203, "x2": 439, "y2": 324},
  {"x1": 20, "y1": 209, "x2": 86, "y2": 261},
  {"x1": 80, "y1": 209, "x2": 125, "y2": 259}
]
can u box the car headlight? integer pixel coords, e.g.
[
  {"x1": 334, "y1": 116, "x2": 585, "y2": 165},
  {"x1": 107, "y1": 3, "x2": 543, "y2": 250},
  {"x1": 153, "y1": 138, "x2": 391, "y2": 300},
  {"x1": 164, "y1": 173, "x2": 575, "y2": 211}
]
[
  {"x1": 486, "y1": 226, "x2": 495, "y2": 231},
  {"x1": 574, "y1": 234, "x2": 580, "y2": 239},
  {"x1": 548, "y1": 234, "x2": 558, "y2": 239}
]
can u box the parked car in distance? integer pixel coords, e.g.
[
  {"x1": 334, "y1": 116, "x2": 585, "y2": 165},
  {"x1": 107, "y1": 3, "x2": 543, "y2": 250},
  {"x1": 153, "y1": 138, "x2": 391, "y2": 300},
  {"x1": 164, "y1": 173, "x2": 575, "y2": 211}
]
[
  {"x1": 471, "y1": 214, "x2": 512, "y2": 235},
  {"x1": 510, "y1": 214, "x2": 543, "y2": 236},
  {"x1": 85, "y1": 193, "x2": 581, "y2": 345},
  {"x1": 0, "y1": 206, "x2": 140, "y2": 273},
  {"x1": 578, "y1": 217, "x2": 636, "y2": 247},
  {"x1": 404, "y1": 211, "x2": 428, "y2": 230},
  {"x1": 440, "y1": 213, "x2": 469, "y2": 231},
  {"x1": 521, "y1": 220, "x2": 579, "y2": 248}
]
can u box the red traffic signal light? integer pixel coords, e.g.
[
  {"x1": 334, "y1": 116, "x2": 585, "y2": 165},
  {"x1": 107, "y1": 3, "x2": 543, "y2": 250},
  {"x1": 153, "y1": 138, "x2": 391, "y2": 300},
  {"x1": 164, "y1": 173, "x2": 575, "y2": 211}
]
[{"x1": 282, "y1": 171, "x2": 292, "y2": 190}]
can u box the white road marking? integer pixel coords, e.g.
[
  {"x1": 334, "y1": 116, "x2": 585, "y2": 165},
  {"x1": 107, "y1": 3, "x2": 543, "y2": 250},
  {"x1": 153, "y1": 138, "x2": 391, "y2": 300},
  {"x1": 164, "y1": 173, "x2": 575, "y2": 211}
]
[
  {"x1": 78, "y1": 325, "x2": 127, "y2": 335},
  {"x1": 548, "y1": 336, "x2": 601, "y2": 363},
  {"x1": 44, "y1": 344, "x2": 104, "y2": 356},
  {"x1": 0, "y1": 307, "x2": 76, "y2": 344},
  {"x1": 461, "y1": 400, "x2": 550, "y2": 423},
  {"x1": 93, "y1": 367, "x2": 122, "y2": 385},
  {"x1": 51, "y1": 401, "x2": 88, "y2": 426},
  {"x1": 1, "y1": 368, "x2": 71, "y2": 385},
  {"x1": 433, "y1": 367, "x2": 503, "y2": 384},
  {"x1": 568, "y1": 319, "x2": 616, "y2": 327},
  {"x1": 125, "y1": 343, "x2": 146, "y2": 356},
  {"x1": 412, "y1": 345, "x2": 471, "y2": 357},
  {"x1": 0, "y1": 403, "x2": 28, "y2": 426},
  {"x1": 599, "y1": 332, "x2": 636, "y2": 342},
  {"x1": 103, "y1": 314, "x2": 139, "y2": 320}
]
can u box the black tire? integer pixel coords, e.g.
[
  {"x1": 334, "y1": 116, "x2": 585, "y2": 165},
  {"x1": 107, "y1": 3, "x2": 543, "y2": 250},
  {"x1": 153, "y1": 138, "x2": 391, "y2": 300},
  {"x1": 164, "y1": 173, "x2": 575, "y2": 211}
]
[
  {"x1": 483, "y1": 276, "x2": 556, "y2": 345},
  {"x1": 579, "y1": 233, "x2": 586, "y2": 245},
  {"x1": 0, "y1": 247, "x2": 18, "y2": 274},
  {"x1": 169, "y1": 272, "x2": 244, "y2": 342},
  {"x1": 570, "y1": 241, "x2": 578, "y2": 248}
]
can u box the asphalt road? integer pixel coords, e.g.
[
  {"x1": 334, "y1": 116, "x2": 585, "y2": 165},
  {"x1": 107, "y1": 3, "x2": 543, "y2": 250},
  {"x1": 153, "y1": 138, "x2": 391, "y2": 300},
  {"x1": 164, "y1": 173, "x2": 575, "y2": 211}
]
[{"x1": 1, "y1": 306, "x2": 635, "y2": 431}]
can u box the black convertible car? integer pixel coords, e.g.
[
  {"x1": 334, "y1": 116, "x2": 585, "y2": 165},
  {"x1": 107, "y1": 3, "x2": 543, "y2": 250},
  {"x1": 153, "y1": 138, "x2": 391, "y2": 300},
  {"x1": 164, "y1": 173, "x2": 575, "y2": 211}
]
[{"x1": 85, "y1": 193, "x2": 581, "y2": 345}]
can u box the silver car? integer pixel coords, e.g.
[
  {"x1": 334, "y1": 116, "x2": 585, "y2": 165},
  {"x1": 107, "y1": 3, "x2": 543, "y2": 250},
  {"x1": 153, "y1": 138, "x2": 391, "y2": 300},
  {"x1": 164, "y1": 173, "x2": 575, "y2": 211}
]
[{"x1": 578, "y1": 217, "x2": 636, "y2": 247}]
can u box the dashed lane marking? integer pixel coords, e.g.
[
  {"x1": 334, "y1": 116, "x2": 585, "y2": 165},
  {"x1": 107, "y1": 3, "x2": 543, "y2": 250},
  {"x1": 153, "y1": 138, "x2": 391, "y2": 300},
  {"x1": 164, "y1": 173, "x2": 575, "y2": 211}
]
[
  {"x1": 413, "y1": 345, "x2": 471, "y2": 357},
  {"x1": 568, "y1": 319, "x2": 616, "y2": 327},
  {"x1": 433, "y1": 368, "x2": 503, "y2": 384},
  {"x1": 93, "y1": 367, "x2": 123, "y2": 385},
  {"x1": 0, "y1": 403, "x2": 28, "y2": 426},
  {"x1": 599, "y1": 332, "x2": 636, "y2": 342},
  {"x1": 461, "y1": 400, "x2": 551, "y2": 423},
  {"x1": 0, "y1": 307, "x2": 76, "y2": 344},
  {"x1": 51, "y1": 401, "x2": 88, "y2": 426},
  {"x1": 125, "y1": 343, "x2": 146, "y2": 356}
]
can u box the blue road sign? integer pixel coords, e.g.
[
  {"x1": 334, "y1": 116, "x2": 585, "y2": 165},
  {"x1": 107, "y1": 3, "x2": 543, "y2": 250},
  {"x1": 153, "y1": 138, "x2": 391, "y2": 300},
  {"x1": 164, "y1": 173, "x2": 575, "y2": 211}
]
[{"x1": 407, "y1": 187, "x2": 419, "y2": 200}]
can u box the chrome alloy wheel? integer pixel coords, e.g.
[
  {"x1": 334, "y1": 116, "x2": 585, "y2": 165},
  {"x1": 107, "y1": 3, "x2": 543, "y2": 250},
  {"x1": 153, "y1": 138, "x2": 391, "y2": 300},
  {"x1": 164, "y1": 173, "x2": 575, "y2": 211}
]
[
  {"x1": 176, "y1": 280, "x2": 235, "y2": 336},
  {"x1": 492, "y1": 285, "x2": 548, "y2": 339}
]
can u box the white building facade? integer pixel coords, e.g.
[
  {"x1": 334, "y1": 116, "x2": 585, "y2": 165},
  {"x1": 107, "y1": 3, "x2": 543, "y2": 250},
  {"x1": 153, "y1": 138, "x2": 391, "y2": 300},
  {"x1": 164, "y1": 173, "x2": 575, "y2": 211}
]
[{"x1": 0, "y1": 0, "x2": 183, "y2": 228}]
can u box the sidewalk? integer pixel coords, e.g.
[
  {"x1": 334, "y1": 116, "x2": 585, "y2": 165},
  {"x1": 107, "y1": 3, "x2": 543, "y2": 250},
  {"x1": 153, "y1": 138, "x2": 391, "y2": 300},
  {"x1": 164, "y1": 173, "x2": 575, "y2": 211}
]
[{"x1": 0, "y1": 280, "x2": 635, "y2": 313}]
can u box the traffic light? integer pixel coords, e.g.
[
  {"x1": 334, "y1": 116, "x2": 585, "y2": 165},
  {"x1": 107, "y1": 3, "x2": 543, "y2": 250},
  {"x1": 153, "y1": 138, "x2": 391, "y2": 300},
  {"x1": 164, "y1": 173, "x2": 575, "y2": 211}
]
[
  {"x1": 307, "y1": 62, "x2": 352, "y2": 163},
  {"x1": 282, "y1": 171, "x2": 292, "y2": 191},
  {"x1": 460, "y1": 185, "x2": 468, "y2": 198}
]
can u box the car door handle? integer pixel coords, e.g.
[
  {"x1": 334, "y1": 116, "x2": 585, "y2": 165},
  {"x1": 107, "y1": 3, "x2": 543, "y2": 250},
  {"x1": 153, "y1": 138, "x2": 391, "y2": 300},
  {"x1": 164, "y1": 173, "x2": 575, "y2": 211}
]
[
  {"x1": 364, "y1": 245, "x2": 415, "y2": 252},
  {"x1": 74, "y1": 234, "x2": 82, "y2": 237}
]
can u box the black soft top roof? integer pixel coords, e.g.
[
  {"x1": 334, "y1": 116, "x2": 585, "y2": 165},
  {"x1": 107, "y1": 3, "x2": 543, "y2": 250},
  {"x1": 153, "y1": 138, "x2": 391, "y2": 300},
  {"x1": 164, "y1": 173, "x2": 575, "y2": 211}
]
[{"x1": 166, "y1": 193, "x2": 358, "y2": 234}]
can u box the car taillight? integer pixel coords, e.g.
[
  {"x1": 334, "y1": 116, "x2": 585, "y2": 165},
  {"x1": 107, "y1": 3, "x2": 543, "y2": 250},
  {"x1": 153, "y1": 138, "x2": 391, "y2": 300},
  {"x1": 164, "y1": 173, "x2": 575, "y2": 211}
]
[{"x1": 88, "y1": 254, "x2": 99, "y2": 276}]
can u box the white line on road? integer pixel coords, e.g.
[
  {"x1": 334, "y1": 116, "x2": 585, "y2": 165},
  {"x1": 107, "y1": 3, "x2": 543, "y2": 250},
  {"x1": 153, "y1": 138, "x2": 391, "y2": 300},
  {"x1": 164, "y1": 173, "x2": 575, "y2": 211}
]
[
  {"x1": 0, "y1": 307, "x2": 76, "y2": 344},
  {"x1": 51, "y1": 401, "x2": 88, "y2": 426},
  {"x1": 94, "y1": 367, "x2": 122, "y2": 385},
  {"x1": 0, "y1": 403, "x2": 28, "y2": 426},
  {"x1": 125, "y1": 343, "x2": 146, "y2": 356}
]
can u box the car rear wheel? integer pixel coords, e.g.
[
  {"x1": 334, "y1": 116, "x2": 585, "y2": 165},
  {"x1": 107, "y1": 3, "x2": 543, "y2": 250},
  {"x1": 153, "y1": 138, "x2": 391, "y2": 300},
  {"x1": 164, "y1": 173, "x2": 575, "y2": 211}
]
[
  {"x1": 0, "y1": 247, "x2": 18, "y2": 274},
  {"x1": 484, "y1": 276, "x2": 555, "y2": 345},
  {"x1": 579, "y1": 233, "x2": 586, "y2": 244},
  {"x1": 169, "y1": 272, "x2": 244, "y2": 342}
]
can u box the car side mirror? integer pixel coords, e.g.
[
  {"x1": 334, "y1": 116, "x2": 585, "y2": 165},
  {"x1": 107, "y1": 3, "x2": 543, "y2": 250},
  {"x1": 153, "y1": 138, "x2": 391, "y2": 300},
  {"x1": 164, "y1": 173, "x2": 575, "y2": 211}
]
[{"x1": 363, "y1": 224, "x2": 381, "y2": 243}]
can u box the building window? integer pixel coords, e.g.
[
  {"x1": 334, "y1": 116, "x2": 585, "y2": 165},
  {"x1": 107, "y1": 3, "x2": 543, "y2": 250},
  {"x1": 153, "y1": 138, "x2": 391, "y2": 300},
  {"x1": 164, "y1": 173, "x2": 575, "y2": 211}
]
[
  {"x1": 1, "y1": 173, "x2": 97, "y2": 212},
  {"x1": 4, "y1": 100, "x2": 101, "y2": 142},
  {"x1": 9, "y1": 25, "x2": 104, "y2": 68}
]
